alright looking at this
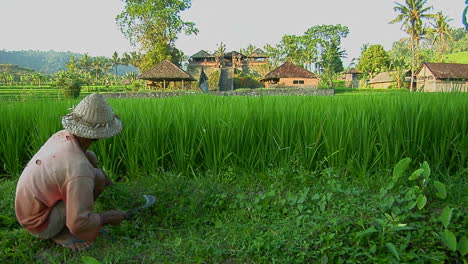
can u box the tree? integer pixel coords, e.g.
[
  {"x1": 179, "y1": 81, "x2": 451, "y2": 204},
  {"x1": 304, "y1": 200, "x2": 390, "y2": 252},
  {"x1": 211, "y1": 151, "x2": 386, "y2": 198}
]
[
  {"x1": 389, "y1": 56, "x2": 408, "y2": 89},
  {"x1": 390, "y1": 0, "x2": 434, "y2": 91},
  {"x1": 78, "y1": 53, "x2": 92, "y2": 73},
  {"x1": 214, "y1": 42, "x2": 226, "y2": 67},
  {"x1": 357, "y1": 44, "x2": 390, "y2": 79},
  {"x1": 116, "y1": 0, "x2": 198, "y2": 71},
  {"x1": 240, "y1": 44, "x2": 256, "y2": 57},
  {"x1": 111, "y1": 51, "x2": 121, "y2": 75},
  {"x1": 317, "y1": 44, "x2": 346, "y2": 88},
  {"x1": 430, "y1": 12, "x2": 453, "y2": 62}
]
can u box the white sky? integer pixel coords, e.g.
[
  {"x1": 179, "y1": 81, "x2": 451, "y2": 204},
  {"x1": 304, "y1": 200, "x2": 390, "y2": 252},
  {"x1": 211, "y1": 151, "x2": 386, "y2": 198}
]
[{"x1": 0, "y1": 0, "x2": 464, "y2": 66}]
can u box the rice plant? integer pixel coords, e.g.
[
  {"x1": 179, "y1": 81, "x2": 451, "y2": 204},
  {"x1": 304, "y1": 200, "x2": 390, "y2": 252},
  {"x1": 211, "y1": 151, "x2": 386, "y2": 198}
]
[{"x1": 0, "y1": 93, "x2": 467, "y2": 180}]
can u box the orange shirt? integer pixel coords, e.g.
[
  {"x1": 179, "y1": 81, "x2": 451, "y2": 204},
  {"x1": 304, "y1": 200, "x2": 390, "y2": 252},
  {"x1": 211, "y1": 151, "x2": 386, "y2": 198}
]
[{"x1": 15, "y1": 130, "x2": 102, "y2": 242}]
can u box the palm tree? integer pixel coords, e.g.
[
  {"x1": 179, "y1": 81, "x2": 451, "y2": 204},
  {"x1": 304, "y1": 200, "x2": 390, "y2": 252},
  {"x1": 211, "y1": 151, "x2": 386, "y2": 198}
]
[
  {"x1": 431, "y1": 12, "x2": 453, "y2": 62},
  {"x1": 240, "y1": 44, "x2": 256, "y2": 57},
  {"x1": 214, "y1": 42, "x2": 226, "y2": 67},
  {"x1": 78, "y1": 53, "x2": 93, "y2": 73},
  {"x1": 111, "y1": 51, "x2": 121, "y2": 76},
  {"x1": 391, "y1": 0, "x2": 434, "y2": 91}
]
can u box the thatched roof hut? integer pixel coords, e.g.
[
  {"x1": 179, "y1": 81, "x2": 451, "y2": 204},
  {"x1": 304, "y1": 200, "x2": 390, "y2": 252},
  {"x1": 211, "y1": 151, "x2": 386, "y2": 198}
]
[
  {"x1": 261, "y1": 62, "x2": 319, "y2": 88},
  {"x1": 416, "y1": 63, "x2": 468, "y2": 92},
  {"x1": 263, "y1": 62, "x2": 317, "y2": 80},
  {"x1": 138, "y1": 60, "x2": 196, "y2": 90},
  {"x1": 368, "y1": 70, "x2": 411, "y2": 89}
]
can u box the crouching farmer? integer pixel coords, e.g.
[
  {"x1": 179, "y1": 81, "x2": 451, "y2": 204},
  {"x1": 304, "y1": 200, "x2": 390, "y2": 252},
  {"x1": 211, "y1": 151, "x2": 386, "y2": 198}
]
[{"x1": 15, "y1": 93, "x2": 127, "y2": 252}]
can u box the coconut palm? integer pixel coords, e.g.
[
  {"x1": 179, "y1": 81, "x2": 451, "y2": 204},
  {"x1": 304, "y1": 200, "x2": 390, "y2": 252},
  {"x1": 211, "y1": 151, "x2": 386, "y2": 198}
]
[
  {"x1": 390, "y1": 0, "x2": 434, "y2": 91},
  {"x1": 240, "y1": 44, "x2": 256, "y2": 57},
  {"x1": 111, "y1": 51, "x2": 121, "y2": 76},
  {"x1": 78, "y1": 53, "x2": 93, "y2": 73},
  {"x1": 431, "y1": 12, "x2": 453, "y2": 62}
]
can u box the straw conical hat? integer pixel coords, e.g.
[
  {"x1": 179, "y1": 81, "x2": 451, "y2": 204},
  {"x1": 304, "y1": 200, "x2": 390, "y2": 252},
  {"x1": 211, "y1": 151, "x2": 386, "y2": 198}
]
[{"x1": 62, "y1": 93, "x2": 122, "y2": 139}]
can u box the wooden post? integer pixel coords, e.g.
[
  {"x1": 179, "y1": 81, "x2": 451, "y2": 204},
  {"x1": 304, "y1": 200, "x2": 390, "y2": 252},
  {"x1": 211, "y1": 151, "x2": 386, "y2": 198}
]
[
  {"x1": 163, "y1": 80, "x2": 166, "y2": 90},
  {"x1": 182, "y1": 80, "x2": 185, "y2": 90}
]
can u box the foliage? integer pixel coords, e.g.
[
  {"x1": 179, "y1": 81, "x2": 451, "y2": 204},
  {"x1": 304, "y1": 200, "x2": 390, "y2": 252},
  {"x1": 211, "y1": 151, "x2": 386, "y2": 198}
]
[
  {"x1": 116, "y1": 0, "x2": 198, "y2": 69},
  {"x1": 263, "y1": 24, "x2": 349, "y2": 74},
  {"x1": 0, "y1": 50, "x2": 80, "y2": 74},
  {"x1": 390, "y1": 0, "x2": 434, "y2": 91},
  {"x1": 207, "y1": 70, "x2": 220, "y2": 91},
  {"x1": 317, "y1": 44, "x2": 346, "y2": 88},
  {"x1": 443, "y1": 51, "x2": 468, "y2": 64},
  {"x1": 389, "y1": 56, "x2": 408, "y2": 89},
  {"x1": 233, "y1": 73, "x2": 263, "y2": 89},
  {"x1": 1, "y1": 93, "x2": 467, "y2": 180},
  {"x1": 357, "y1": 45, "x2": 390, "y2": 79},
  {"x1": 54, "y1": 70, "x2": 83, "y2": 99},
  {"x1": 430, "y1": 11, "x2": 453, "y2": 62},
  {"x1": 0, "y1": 158, "x2": 466, "y2": 263}
]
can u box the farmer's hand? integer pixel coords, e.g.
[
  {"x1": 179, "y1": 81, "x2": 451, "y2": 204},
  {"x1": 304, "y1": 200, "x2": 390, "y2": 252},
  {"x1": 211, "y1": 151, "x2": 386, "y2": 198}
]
[{"x1": 101, "y1": 211, "x2": 128, "y2": 226}]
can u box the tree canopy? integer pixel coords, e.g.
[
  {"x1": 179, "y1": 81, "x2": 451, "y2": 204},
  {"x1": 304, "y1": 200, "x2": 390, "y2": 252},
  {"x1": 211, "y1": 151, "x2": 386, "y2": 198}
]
[
  {"x1": 357, "y1": 44, "x2": 390, "y2": 79},
  {"x1": 116, "y1": 0, "x2": 198, "y2": 71}
]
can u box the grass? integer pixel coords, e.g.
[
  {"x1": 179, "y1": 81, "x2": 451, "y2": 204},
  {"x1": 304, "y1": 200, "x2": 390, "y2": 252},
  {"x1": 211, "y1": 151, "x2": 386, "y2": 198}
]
[
  {"x1": 0, "y1": 91, "x2": 467, "y2": 263},
  {"x1": 443, "y1": 51, "x2": 468, "y2": 64}
]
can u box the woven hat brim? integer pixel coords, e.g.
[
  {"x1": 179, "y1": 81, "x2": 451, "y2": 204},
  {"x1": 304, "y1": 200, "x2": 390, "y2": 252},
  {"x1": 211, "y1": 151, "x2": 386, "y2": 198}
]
[{"x1": 62, "y1": 115, "x2": 122, "y2": 139}]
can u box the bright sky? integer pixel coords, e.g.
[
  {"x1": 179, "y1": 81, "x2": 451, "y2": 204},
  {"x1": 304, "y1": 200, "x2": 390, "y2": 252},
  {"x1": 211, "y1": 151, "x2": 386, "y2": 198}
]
[{"x1": 0, "y1": 0, "x2": 465, "y2": 67}]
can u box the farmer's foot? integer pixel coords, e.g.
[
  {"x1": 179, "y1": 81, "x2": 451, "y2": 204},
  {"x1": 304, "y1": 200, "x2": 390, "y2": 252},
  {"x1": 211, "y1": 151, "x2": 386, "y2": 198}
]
[{"x1": 51, "y1": 228, "x2": 91, "y2": 252}]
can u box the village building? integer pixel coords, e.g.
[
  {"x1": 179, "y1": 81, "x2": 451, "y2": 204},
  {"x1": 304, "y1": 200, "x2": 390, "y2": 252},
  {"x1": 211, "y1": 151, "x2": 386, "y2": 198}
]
[
  {"x1": 343, "y1": 68, "x2": 363, "y2": 88},
  {"x1": 260, "y1": 62, "x2": 319, "y2": 88},
  {"x1": 187, "y1": 49, "x2": 270, "y2": 78},
  {"x1": 138, "y1": 60, "x2": 196, "y2": 90},
  {"x1": 415, "y1": 62, "x2": 468, "y2": 92},
  {"x1": 367, "y1": 70, "x2": 412, "y2": 89}
]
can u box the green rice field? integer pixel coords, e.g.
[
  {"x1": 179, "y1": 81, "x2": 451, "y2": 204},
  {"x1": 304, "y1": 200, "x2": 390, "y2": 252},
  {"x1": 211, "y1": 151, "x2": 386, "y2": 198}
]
[{"x1": 1, "y1": 92, "x2": 467, "y2": 263}]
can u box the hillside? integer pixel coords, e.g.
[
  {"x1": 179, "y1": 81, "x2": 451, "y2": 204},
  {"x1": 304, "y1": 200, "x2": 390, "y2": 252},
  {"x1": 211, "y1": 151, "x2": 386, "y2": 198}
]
[
  {"x1": 0, "y1": 50, "x2": 138, "y2": 75},
  {"x1": 443, "y1": 51, "x2": 468, "y2": 64},
  {"x1": 0, "y1": 64, "x2": 36, "y2": 75},
  {"x1": 0, "y1": 50, "x2": 80, "y2": 74}
]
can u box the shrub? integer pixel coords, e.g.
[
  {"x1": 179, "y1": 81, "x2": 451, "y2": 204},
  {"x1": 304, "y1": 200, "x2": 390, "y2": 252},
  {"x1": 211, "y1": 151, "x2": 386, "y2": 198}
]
[{"x1": 54, "y1": 71, "x2": 83, "y2": 99}]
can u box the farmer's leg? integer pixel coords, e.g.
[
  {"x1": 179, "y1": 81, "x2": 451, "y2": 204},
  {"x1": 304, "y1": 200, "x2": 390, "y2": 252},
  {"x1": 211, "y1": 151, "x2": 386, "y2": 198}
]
[{"x1": 33, "y1": 201, "x2": 91, "y2": 252}]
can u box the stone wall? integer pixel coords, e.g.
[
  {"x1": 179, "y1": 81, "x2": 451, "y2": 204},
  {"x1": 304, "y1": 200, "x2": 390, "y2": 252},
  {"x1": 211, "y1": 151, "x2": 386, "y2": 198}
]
[{"x1": 104, "y1": 88, "x2": 335, "y2": 99}]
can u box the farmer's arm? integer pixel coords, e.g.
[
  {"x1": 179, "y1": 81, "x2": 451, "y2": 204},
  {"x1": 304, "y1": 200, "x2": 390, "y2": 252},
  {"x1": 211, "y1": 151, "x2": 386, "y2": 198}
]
[
  {"x1": 64, "y1": 176, "x2": 103, "y2": 242},
  {"x1": 85, "y1": 151, "x2": 113, "y2": 187},
  {"x1": 65, "y1": 176, "x2": 127, "y2": 241}
]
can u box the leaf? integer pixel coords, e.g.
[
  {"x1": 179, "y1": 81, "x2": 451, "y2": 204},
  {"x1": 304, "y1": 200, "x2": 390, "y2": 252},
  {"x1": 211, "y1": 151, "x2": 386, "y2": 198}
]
[
  {"x1": 386, "y1": 242, "x2": 400, "y2": 261},
  {"x1": 408, "y1": 168, "x2": 424, "y2": 181},
  {"x1": 458, "y1": 236, "x2": 468, "y2": 256},
  {"x1": 433, "y1": 181, "x2": 447, "y2": 199},
  {"x1": 416, "y1": 194, "x2": 427, "y2": 210},
  {"x1": 392, "y1": 158, "x2": 411, "y2": 181},
  {"x1": 81, "y1": 256, "x2": 101, "y2": 264},
  {"x1": 421, "y1": 161, "x2": 431, "y2": 178},
  {"x1": 440, "y1": 229, "x2": 457, "y2": 251},
  {"x1": 438, "y1": 206, "x2": 453, "y2": 229},
  {"x1": 356, "y1": 227, "x2": 378, "y2": 238}
]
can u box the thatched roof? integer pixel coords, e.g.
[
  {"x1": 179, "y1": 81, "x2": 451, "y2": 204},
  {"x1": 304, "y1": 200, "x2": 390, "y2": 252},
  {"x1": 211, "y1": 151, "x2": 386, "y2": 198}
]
[
  {"x1": 368, "y1": 71, "x2": 395, "y2": 84},
  {"x1": 263, "y1": 62, "x2": 317, "y2": 80},
  {"x1": 417, "y1": 63, "x2": 468, "y2": 79},
  {"x1": 344, "y1": 68, "x2": 363, "y2": 74},
  {"x1": 138, "y1": 60, "x2": 196, "y2": 81},
  {"x1": 368, "y1": 70, "x2": 411, "y2": 84},
  {"x1": 250, "y1": 48, "x2": 267, "y2": 58},
  {"x1": 224, "y1": 51, "x2": 245, "y2": 58},
  {"x1": 191, "y1": 50, "x2": 213, "y2": 58}
]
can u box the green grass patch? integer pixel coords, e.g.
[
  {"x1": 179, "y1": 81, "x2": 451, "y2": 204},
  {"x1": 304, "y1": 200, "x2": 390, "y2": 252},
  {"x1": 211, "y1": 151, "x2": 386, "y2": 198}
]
[{"x1": 444, "y1": 51, "x2": 468, "y2": 64}]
